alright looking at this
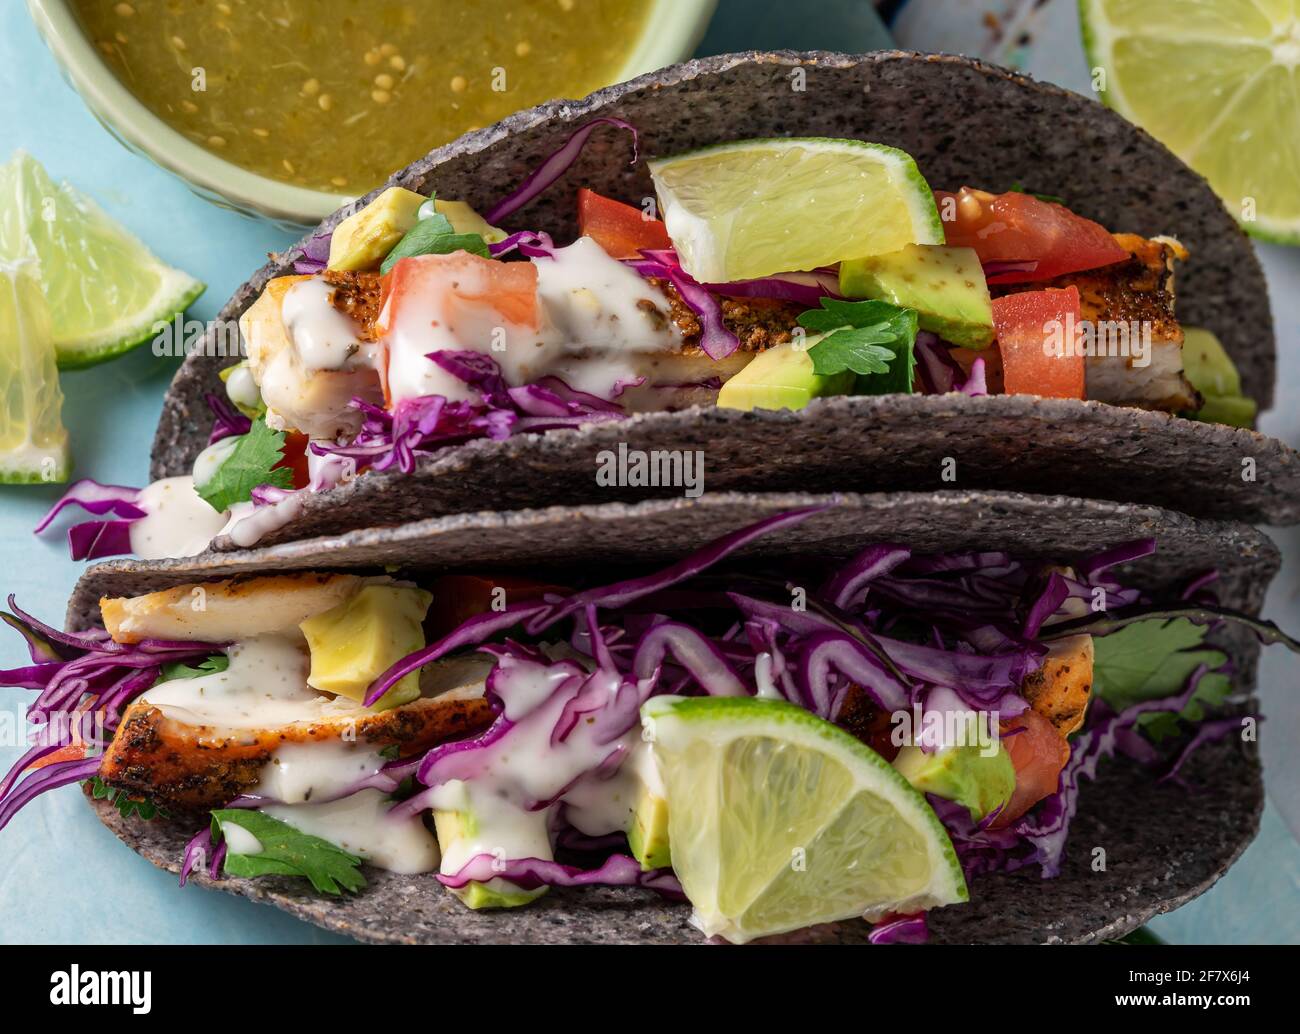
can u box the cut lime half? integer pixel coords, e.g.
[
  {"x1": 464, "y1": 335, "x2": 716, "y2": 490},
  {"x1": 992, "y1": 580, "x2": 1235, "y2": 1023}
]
[
  {"x1": 0, "y1": 256, "x2": 69, "y2": 483},
  {"x1": 1081, "y1": 0, "x2": 1300, "y2": 243},
  {"x1": 0, "y1": 151, "x2": 205, "y2": 368},
  {"x1": 642, "y1": 695, "x2": 967, "y2": 944},
  {"x1": 648, "y1": 138, "x2": 944, "y2": 283}
]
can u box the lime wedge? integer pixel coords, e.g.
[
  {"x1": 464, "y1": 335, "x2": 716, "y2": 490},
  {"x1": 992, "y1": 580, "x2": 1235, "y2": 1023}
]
[
  {"x1": 0, "y1": 151, "x2": 205, "y2": 368},
  {"x1": 642, "y1": 695, "x2": 967, "y2": 943},
  {"x1": 1081, "y1": 0, "x2": 1300, "y2": 243},
  {"x1": 648, "y1": 138, "x2": 944, "y2": 283},
  {"x1": 0, "y1": 256, "x2": 69, "y2": 483}
]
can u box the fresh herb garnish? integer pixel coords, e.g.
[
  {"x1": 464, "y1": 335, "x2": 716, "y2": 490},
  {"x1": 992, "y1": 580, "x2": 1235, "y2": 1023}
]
[
  {"x1": 157, "y1": 654, "x2": 229, "y2": 683},
  {"x1": 1008, "y1": 181, "x2": 1066, "y2": 206},
  {"x1": 210, "y1": 809, "x2": 366, "y2": 895},
  {"x1": 798, "y1": 298, "x2": 918, "y2": 392},
  {"x1": 1092, "y1": 618, "x2": 1230, "y2": 741},
  {"x1": 86, "y1": 776, "x2": 164, "y2": 821},
  {"x1": 380, "y1": 204, "x2": 489, "y2": 274},
  {"x1": 196, "y1": 419, "x2": 293, "y2": 513}
]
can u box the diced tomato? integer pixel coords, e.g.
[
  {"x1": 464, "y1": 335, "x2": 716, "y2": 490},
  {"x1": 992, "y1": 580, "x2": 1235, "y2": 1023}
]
[
  {"x1": 990, "y1": 709, "x2": 1070, "y2": 828},
  {"x1": 991, "y1": 286, "x2": 1084, "y2": 400},
  {"x1": 377, "y1": 253, "x2": 541, "y2": 406},
  {"x1": 273, "y1": 431, "x2": 311, "y2": 490},
  {"x1": 379, "y1": 252, "x2": 540, "y2": 334},
  {"x1": 935, "y1": 187, "x2": 1129, "y2": 283},
  {"x1": 578, "y1": 187, "x2": 673, "y2": 259},
  {"x1": 28, "y1": 743, "x2": 88, "y2": 769},
  {"x1": 424, "y1": 574, "x2": 568, "y2": 639}
]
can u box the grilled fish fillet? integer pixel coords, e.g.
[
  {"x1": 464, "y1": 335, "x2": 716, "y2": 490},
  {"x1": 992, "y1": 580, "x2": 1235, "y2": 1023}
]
[
  {"x1": 240, "y1": 275, "x2": 384, "y2": 439},
  {"x1": 99, "y1": 673, "x2": 492, "y2": 814},
  {"x1": 995, "y1": 233, "x2": 1200, "y2": 412},
  {"x1": 101, "y1": 574, "x2": 363, "y2": 644},
  {"x1": 1020, "y1": 634, "x2": 1093, "y2": 736}
]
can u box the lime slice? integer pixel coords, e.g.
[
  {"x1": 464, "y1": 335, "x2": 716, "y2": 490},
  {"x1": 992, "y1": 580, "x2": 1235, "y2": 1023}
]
[
  {"x1": 1081, "y1": 0, "x2": 1300, "y2": 243},
  {"x1": 648, "y1": 138, "x2": 944, "y2": 283},
  {"x1": 642, "y1": 695, "x2": 967, "y2": 943},
  {"x1": 0, "y1": 256, "x2": 69, "y2": 483},
  {"x1": 0, "y1": 151, "x2": 205, "y2": 368}
]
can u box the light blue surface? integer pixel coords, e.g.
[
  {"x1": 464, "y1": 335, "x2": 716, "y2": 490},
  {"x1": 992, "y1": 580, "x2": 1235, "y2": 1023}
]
[{"x1": 0, "y1": 0, "x2": 1295, "y2": 945}]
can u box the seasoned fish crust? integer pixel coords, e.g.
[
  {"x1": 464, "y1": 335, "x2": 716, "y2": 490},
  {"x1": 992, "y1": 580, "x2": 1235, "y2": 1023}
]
[
  {"x1": 324, "y1": 269, "x2": 384, "y2": 341},
  {"x1": 98, "y1": 693, "x2": 493, "y2": 814},
  {"x1": 654, "y1": 278, "x2": 807, "y2": 353}
]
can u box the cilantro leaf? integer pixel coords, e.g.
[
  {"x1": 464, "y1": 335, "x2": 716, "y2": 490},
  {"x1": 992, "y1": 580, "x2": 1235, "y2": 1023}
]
[
  {"x1": 798, "y1": 298, "x2": 918, "y2": 392},
  {"x1": 380, "y1": 212, "x2": 489, "y2": 274},
  {"x1": 211, "y1": 809, "x2": 367, "y2": 895},
  {"x1": 1092, "y1": 618, "x2": 1231, "y2": 742},
  {"x1": 157, "y1": 654, "x2": 229, "y2": 684},
  {"x1": 1008, "y1": 181, "x2": 1066, "y2": 206},
  {"x1": 196, "y1": 420, "x2": 293, "y2": 513},
  {"x1": 85, "y1": 776, "x2": 163, "y2": 821}
]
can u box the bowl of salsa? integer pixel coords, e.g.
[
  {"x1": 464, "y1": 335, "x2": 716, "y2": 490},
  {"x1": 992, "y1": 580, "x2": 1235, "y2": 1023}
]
[{"x1": 28, "y1": 0, "x2": 716, "y2": 226}]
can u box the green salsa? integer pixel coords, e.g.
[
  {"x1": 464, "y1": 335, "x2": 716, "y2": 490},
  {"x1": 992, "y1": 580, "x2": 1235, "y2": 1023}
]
[{"x1": 75, "y1": 0, "x2": 651, "y2": 194}]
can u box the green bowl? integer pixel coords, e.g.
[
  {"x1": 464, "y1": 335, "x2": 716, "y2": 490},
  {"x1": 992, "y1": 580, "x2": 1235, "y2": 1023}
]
[{"x1": 27, "y1": 0, "x2": 716, "y2": 229}]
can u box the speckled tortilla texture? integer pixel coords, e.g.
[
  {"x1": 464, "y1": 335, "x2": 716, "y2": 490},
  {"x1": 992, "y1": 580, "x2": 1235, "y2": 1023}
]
[
  {"x1": 91, "y1": 733, "x2": 1259, "y2": 945},
  {"x1": 66, "y1": 490, "x2": 1279, "y2": 629},
  {"x1": 71, "y1": 490, "x2": 1270, "y2": 942},
  {"x1": 150, "y1": 51, "x2": 1292, "y2": 526}
]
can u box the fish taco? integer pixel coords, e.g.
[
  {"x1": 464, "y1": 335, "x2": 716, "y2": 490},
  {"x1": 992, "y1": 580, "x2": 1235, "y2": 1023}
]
[
  {"x1": 4, "y1": 490, "x2": 1292, "y2": 943},
  {"x1": 35, "y1": 51, "x2": 1300, "y2": 562}
]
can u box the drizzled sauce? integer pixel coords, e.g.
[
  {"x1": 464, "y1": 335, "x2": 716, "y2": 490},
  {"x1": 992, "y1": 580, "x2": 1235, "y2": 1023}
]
[{"x1": 128, "y1": 475, "x2": 229, "y2": 560}]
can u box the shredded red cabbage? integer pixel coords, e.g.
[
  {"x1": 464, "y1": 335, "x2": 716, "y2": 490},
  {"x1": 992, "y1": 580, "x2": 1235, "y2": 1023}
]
[
  {"x1": 0, "y1": 601, "x2": 222, "y2": 830},
  {"x1": 485, "y1": 118, "x2": 638, "y2": 225},
  {"x1": 292, "y1": 229, "x2": 331, "y2": 275},
  {"x1": 311, "y1": 352, "x2": 625, "y2": 479},
  {"x1": 206, "y1": 391, "x2": 252, "y2": 444}
]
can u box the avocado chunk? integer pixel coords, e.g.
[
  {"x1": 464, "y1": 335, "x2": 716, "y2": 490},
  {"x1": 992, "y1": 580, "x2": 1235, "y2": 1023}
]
[
  {"x1": 432, "y1": 809, "x2": 547, "y2": 909},
  {"x1": 298, "y1": 583, "x2": 432, "y2": 710},
  {"x1": 328, "y1": 187, "x2": 426, "y2": 271},
  {"x1": 716, "y1": 338, "x2": 855, "y2": 412},
  {"x1": 431, "y1": 200, "x2": 508, "y2": 244},
  {"x1": 893, "y1": 742, "x2": 1015, "y2": 821},
  {"x1": 1181, "y1": 326, "x2": 1257, "y2": 428},
  {"x1": 840, "y1": 245, "x2": 994, "y2": 349},
  {"x1": 627, "y1": 783, "x2": 671, "y2": 871},
  {"x1": 328, "y1": 188, "x2": 506, "y2": 271}
]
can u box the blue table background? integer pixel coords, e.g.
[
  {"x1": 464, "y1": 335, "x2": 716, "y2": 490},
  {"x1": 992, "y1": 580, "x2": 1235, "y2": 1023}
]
[{"x1": 1, "y1": 0, "x2": 1296, "y2": 944}]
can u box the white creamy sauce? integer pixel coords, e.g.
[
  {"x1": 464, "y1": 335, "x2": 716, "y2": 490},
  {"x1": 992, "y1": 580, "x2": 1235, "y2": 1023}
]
[
  {"x1": 255, "y1": 740, "x2": 386, "y2": 805},
  {"x1": 384, "y1": 237, "x2": 682, "y2": 406},
  {"x1": 139, "y1": 635, "x2": 362, "y2": 729},
  {"x1": 262, "y1": 789, "x2": 440, "y2": 874},
  {"x1": 427, "y1": 655, "x2": 647, "y2": 879},
  {"x1": 128, "y1": 475, "x2": 230, "y2": 560},
  {"x1": 191, "y1": 436, "x2": 239, "y2": 490},
  {"x1": 221, "y1": 822, "x2": 263, "y2": 856},
  {"x1": 282, "y1": 278, "x2": 367, "y2": 372},
  {"x1": 224, "y1": 363, "x2": 262, "y2": 411},
  {"x1": 224, "y1": 490, "x2": 305, "y2": 549}
]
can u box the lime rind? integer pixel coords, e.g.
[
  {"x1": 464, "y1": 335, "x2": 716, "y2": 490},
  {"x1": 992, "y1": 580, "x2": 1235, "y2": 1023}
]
[
  {"x1": 1079, "y1": 0, "x2": 1300, "y2": 244},
  {"x1": 0, "y1": 151, "x2": 206, "y2": 368},
  {"x1": 648, "y1": 137, "x2": 944, "y2": 282},
  {"x1": 643, "y1": 695, "x2": 967, "y2": 943}
]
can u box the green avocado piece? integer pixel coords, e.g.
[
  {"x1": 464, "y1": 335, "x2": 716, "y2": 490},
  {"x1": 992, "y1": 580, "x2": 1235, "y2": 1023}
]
[
  {"x1": 839, "y1": 244, "x2": 994, "y2": 349},
  {"x1": 893, "y1": 742, "x2": 1015, "y2": 821},
  {"x1": 1194, "y1": 394, "x2": 1257, "y2": 429},
  {"x1": 627, "y1": 785, "x2": 671, "y2": 871},
  {"x1": 716, "y1": 338, "x2": 855, "y2": 412},
  {"x1": 298, "y1": 584, "x2": 432, "y2": 711},
  {"x1": 432, "y1": 809, "x2": 548, "y2": 910},
  {"x1": 1181, "y1": 326, "x2": 1256, "y2": 428}
]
